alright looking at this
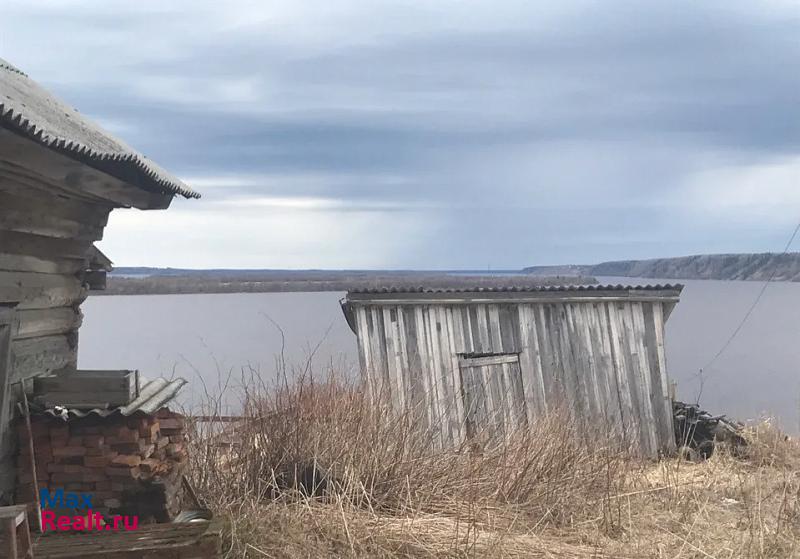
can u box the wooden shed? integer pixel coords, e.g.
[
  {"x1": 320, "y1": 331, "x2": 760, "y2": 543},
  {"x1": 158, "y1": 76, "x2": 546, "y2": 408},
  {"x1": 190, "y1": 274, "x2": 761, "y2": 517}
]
[
  {"x1": 0, "y1": 58, "x2": 199, "y2": 502},
  {"x1": 342, "y1": 284, "x2": 683, "y2": 457}
]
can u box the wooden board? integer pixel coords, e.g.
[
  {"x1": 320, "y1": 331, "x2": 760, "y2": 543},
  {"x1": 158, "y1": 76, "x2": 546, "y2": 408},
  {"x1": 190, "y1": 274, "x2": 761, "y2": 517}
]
[
  {"x1": 32, "y1": 520, "x2": 222, "y2": 558},
  {"x1": 34, "y1": 370, "x2": 137, "y2": 407}
]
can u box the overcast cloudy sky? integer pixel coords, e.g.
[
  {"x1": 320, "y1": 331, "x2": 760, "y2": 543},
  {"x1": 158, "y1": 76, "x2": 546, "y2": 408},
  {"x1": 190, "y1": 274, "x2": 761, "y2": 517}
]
[{"x1": 2, "y1": 1, "x2": 799, "y2": 269}]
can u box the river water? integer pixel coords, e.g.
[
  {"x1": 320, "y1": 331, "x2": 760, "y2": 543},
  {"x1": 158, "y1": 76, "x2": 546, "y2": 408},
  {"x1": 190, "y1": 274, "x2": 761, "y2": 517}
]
[{"x1": 79, "y1": 279, "x2": 800, "y2": 431}]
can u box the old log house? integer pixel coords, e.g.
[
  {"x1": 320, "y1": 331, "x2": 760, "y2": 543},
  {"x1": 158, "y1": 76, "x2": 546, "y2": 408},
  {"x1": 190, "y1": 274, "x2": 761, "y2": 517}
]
[{"x1": 0, "y1": 57, "x2": 199, "y2": 502}]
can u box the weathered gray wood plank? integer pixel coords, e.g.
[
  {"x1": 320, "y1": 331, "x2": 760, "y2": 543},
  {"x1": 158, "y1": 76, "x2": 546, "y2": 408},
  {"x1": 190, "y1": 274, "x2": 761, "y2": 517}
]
[
  {"x1": 15, "y1": 307, "x2": 81, "y2": 339},
  {"x1": 0, "y1": 230, "x2": 91, "y2": 260},
  {"x1": 12, "y1": 334, "x2": 76, "y2": 382},
  {"x1": 0, "y1": 271, "x2": 87, "y2": 310}
]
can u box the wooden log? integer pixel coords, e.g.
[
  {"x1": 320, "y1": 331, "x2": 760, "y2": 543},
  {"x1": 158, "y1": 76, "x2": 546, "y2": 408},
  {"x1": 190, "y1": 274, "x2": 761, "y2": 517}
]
[
  {"x1": 0, "y1": 271, "x2": 87, "y2": 310},
  {"x1": 0, "y1": 186, "x2": 112, "y2": 224},
  {"x1": 0, "y1": 230, "x2": 92, "y2": 260},
  {"x1": 0, "y1": 204, "x2": 105, "y2": 240},
  {"x1": 15, "y1": 307, "x2": 82, "y2": 340},
  {"x1": 0, "y1": 251, "x2": 86, "y2": 275},
  {"x1": 12, "y1": 335, "x2": 77, "y2": 382}
]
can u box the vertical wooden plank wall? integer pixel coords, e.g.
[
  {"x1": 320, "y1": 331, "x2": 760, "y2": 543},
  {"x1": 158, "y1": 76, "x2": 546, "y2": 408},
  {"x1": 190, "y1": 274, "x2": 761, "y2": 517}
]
[{"x1": 352, "y1": 298, "x2": 676, "y2": 457}]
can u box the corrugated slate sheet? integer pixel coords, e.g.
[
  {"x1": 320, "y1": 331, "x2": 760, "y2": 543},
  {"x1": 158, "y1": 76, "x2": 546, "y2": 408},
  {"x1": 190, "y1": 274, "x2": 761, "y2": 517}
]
[
  {"x1": 42, "y1": 377, "x2": 187, "y2": 420},
  {"x1": 348, "y1": 283, "x2": 682, "y2": 294},
  {"x1": 0, "y1": 58, "x2": 199, "y2": 199}
]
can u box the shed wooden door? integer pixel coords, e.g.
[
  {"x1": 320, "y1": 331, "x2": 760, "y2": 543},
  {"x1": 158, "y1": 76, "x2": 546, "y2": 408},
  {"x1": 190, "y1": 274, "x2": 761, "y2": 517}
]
[{"x1": 459, "y1": 354, "x2": 526, "y2": 441}]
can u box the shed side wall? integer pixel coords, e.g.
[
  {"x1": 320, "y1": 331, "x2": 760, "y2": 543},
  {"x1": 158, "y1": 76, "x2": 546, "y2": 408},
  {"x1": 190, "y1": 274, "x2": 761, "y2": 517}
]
[{"x1": 353, "y1": 299, "x2": 675, "y2": 456}]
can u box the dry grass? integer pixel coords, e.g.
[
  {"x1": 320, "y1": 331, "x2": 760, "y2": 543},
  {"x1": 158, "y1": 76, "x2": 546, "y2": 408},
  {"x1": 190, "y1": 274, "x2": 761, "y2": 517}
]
[{"x1": 185, "y1": 373, "x2": 800, "y2": 559}]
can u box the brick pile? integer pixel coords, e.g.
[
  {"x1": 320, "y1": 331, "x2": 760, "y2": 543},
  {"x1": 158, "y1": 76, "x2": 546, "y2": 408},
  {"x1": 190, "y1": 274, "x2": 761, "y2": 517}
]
[{"x1": 15, "y1": 408, "x2": 188, "y2": 523}]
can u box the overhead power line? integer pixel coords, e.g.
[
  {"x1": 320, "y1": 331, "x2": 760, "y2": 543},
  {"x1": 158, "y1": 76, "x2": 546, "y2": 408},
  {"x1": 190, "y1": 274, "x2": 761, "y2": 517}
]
[{"x1": 699, "y1": 219, "x2": 800, "y2": 376}]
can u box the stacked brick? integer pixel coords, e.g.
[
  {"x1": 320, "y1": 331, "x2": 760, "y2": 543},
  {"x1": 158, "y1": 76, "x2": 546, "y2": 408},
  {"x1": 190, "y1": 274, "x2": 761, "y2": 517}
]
[{"x1": 15, "y1": 408, "x2": 188, "y2": 523}]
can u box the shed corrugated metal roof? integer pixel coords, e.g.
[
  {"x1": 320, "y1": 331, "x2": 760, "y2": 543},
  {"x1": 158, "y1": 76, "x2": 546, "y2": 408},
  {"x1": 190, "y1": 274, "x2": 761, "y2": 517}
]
[
  {"x1": 348, "y1": 283, "x2": 684, "y2": 294},
  {"x1": 41, "y1": 377, "x2": 187, "y2": 420},
  {"x1": 0, "y1": 58, "x2": 199, "y2": 200}
]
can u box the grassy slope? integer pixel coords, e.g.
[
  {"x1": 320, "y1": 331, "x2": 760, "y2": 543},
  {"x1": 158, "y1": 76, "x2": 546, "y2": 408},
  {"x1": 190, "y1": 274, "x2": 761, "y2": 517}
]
[{"x1": 185, "y1": 377, "x2": 800, "y2": 558}]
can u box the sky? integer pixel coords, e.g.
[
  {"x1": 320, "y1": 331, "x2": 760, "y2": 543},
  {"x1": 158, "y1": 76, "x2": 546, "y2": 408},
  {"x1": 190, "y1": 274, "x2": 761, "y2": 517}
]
[{"x1": 2, "y1": 0, "x2": 800, "y2": 269}]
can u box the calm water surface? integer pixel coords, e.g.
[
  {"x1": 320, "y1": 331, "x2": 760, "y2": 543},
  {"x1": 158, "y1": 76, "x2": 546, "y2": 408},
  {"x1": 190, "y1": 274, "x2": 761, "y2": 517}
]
[{"x1": 79, "y1": 280, "x2": 800, "y2": 430}]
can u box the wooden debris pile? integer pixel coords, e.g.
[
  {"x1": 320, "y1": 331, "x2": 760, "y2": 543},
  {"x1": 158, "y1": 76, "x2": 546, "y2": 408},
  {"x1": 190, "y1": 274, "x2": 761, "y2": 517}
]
[
  {"x1": 673, "y1": 400, "x2": 746, "y2": 460},
  {"x1": 15, "y1": 408, "x2": 188, "y2": 522}
]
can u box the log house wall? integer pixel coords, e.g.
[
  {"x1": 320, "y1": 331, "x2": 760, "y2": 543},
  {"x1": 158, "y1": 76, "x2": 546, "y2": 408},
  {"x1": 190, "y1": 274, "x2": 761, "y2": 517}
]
[{"x1": 0, "y1": 159, "x2": 113, "y2": 502}]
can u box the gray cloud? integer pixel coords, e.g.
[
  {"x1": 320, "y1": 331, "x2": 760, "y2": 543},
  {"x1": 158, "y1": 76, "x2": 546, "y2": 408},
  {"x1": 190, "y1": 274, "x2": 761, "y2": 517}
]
[{"x1": 3, "y1": 0, "x2": 799, "y2": 267}]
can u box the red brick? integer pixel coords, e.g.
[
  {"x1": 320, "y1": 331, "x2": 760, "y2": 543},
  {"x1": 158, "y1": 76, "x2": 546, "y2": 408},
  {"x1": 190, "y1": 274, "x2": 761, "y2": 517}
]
[
  {"x1": 111, "y1": 455, "x2": 141, "y2": 467},
  {"x1": 17, "y1": 421, "x2": 50, "y2": 439},
  {"x1": 52, "y1": 446, "x2": 86, "y2": 457},
  {"x1": 139, "y1": 422, "x2": 160, "y2": 440},
  {"x1": 84, "y1": 456, "x2": 108, "y2": 468},
  {"x1": 84, "y1": 471, "x2": 107, "y2": 483},
  {"x1": 51, "y1": 472, "x2": 89, "y2": 484},
  {"x1": 64, "y1": 482, "x2": 95, "y2": 492},
  {"x1": 49, "y1": 425, "x2": 69, "y2": 440},
  {"x1": 111, "y1": 427, "x2": 140, "y2": 443},
  {"x1": 71, "y1": 425, "x2": 101, "y2": 435},
  {"x1": 158, "y1": 418, "x2": 184, "y2": 431},
  {"x1": 21, "y1": 442, "x2": 51, "y2": 457},
  {"x1": 106, "y1": 466, "x2": 141, "y2": 479},
  {"x1": 83, "y1": 435, "x2": 105, "y2": 448},
  {"x1": 110, "y1": 442, "x2": 145, "y2": 454}
]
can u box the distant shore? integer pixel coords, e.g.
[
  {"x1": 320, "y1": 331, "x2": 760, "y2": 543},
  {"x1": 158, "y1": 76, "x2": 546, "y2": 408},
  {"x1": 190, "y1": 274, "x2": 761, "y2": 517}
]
[{"x1": 525, "y1": 252, "x2": 800, "y2": 282}]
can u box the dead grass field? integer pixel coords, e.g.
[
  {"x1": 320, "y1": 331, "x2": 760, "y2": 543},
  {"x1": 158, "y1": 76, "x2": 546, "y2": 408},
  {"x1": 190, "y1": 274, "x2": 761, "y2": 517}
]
[{"x1": 186, "y1": 374, "x2": 800, "y2": 559}]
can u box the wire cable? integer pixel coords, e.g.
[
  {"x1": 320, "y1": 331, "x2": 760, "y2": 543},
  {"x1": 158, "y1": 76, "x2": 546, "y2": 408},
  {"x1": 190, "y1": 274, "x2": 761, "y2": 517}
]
[{"x1": 698, "y1": 220, "x2": 800, "y2": 376}]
